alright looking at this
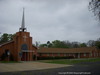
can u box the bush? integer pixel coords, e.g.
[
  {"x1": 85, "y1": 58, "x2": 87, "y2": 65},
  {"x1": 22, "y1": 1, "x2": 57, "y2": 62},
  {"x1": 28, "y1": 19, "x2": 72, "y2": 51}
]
[{"x1": 37, "y1": 56, "x2": 74, "y2": 60}]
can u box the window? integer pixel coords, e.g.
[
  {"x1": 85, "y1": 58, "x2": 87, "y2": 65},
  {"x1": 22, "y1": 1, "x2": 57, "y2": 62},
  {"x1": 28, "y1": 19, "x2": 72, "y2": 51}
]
[
  {"x1": 5, "y1": 49, "x2": 10, "y2": 56},
  {"x1": 58, "y1": 53, "x2": 60, "y2": 56},
  {"x1": 64, "y1": 54, "x2": 66, "y2": 56},
  {"x1": 78, "y1": 53, "x2": 80, "y2": 58},
  {"x1": 52, "y1": 53, "x2": 54, "y2": 56},
  {"x1": 69, "y1": 54, "x2": 70, "y2": 56},
  {"x1": 21, "y1": 44, "x2": 28, "y2": 50},
  {"x1": 47, "y1": 53, "x2": 50, "y2": 56},
  {"x1": 67, "y1": 53, "x2": 69, "y2": 56},
  {"x1": 39, "y1": 53, "x2": 42, "y2": 56},
  {"x1": 90, "y1": 53, "x2": 92, "y2": 56},
  {"x1": 84, "y1": 53, "x2": 86, "y2": 56}
]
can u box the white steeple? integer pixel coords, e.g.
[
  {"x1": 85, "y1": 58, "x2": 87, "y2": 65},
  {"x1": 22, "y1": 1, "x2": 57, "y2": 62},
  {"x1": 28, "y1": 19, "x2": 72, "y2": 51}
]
[{"x1": 19, "y1": 8, "x2": 27, "y2": 32}]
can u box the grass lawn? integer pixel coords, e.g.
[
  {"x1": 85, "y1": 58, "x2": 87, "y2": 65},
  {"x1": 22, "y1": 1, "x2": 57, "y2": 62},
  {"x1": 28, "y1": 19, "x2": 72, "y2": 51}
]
[
  {"x1": 0, "y1": 61, "x2": 20, "y2": 63},
  {"x1": 39, "y1": 58, "x2": 100, "y2": 64}
]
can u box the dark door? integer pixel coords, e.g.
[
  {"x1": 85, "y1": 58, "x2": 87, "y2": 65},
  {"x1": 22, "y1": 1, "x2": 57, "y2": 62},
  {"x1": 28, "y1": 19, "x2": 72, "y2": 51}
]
[
  {"x1": 21, "y1": 44, "x2": 28, "y2": 61},
  {"x1": 21, "y1": 52, "x2": 28, "y2": 61}
]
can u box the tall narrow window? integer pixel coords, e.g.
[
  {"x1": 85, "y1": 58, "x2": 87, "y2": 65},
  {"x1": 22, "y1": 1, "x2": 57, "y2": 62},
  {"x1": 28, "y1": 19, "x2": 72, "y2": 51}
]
[
  {"x1": 58, "y1": 53, "x2": 60, "y2": 56},
  {"x1": 47, "y1": 53, "x2": 49, "y2": 56},
  {"x1": 90, "y1": 53, "x2": 92, "y2": 56},
  {"x1": 84, "y1": 53, "x2": 86, "y2": 56},
  {"x1": 64, "y1": 54, "x2": 66, "y2": 56}
]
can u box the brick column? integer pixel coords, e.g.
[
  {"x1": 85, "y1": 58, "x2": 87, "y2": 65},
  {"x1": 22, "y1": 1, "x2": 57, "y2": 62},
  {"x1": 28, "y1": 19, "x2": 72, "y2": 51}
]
[
  {"x1": 29, "y1": 52, "x2": 30, "y2": 61},
  {"x1": 25, "y1": 52, "x2": 26, "y2": 61},
  {"x1": 29, "y1": 52, "x2": 32, "y2": 61},
  {"x1": 28, "y1": 52, "x2": 30, "y2": 61}
]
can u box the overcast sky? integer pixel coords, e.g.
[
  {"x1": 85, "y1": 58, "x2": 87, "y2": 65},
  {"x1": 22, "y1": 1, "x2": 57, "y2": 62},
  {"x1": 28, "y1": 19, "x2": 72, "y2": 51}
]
[{"x1": 0, "y1": 0, "x2": 100, "y2": 44}]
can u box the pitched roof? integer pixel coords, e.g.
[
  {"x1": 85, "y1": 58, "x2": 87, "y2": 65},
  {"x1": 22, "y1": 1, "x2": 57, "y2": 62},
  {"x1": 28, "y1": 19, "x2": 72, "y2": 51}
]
[
  {"x1": 37, "y1": 47, "x2": 96, "y2": 53},
  {"x1": 0, "y1": 41, "x2": 14, "y2": 47},
  {"x1": 32, "y1": 45, "x2": 38, "y2": 49}
]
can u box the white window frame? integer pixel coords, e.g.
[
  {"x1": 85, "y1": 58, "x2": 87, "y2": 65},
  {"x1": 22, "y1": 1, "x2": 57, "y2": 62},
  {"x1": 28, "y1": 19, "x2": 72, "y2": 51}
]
[
  {"x1": 84, "y1": 53, "x2": 86, "y2": 56},
  {"x1": 58, "y1": 53, "x2": 60, "y2": 56},
  {"x1": 47, "y1": 53, "x2": 49, "y2": 56},
  {"x1": 90, "y1": 53, "x2": 92, "y2": 57},
  {"x1": 52, "y1": 53, "x2": 53, "y2": 56},
  {"x1": 64, "y1": 54, "x2": 66, "y2": 56}
]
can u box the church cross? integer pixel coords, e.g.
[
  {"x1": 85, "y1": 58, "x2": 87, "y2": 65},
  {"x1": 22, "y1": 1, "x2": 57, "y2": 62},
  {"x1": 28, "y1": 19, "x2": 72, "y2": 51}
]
[{"x1": 23, "y1": 35, "x2": 28, "y2": 42}]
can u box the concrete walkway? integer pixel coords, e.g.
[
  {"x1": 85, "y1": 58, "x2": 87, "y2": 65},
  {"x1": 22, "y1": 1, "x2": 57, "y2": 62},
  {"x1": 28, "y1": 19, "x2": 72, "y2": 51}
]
[{"x1": 0, "y1": 62, "x2": 71, "y2": 72}]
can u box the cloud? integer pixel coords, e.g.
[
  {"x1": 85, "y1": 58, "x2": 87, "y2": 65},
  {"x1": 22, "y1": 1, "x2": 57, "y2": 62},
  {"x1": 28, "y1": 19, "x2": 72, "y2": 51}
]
[{"x1": 0, "y1": 0, "x2": 100, "y2": 44}]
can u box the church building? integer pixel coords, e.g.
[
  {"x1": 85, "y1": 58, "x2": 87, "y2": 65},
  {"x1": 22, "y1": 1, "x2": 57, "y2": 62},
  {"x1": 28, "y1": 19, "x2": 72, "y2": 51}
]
[{"x1": 0, "y1": 9, "x2": 37, "y2": 61}]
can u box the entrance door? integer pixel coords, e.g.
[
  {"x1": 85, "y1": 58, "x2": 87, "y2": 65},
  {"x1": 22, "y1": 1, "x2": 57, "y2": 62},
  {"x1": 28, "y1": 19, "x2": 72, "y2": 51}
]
[
  {"x1": 21, "y1": 52, "x2": 28, "y2": 61},
  {"x1": 21, "y1": 44, "x2": 28, "y2": 61}
]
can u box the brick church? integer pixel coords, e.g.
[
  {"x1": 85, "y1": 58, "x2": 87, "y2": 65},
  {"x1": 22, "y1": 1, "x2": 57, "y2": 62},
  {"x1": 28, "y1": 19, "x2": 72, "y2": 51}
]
[
  {"x1": 0, "y1": 9, "x2": 37, "y2": 61},
  {"x1": 0, "y1": 9, "x2": 100, "y2": 61}
]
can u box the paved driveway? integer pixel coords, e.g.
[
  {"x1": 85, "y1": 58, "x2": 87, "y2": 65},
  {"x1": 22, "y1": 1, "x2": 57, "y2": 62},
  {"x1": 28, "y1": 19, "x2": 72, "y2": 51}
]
[
  {"x1": 0, "y1": 62, "x2": 71, "y2": 72},
  {"x1": 0, "y1": 61, "x2": 100, "y2": 75}
]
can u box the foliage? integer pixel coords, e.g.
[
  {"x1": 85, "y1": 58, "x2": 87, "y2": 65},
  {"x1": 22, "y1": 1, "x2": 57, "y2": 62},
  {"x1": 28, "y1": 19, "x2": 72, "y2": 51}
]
[
  {"x1": 95, "y1": 41, "x2": 100, "y2": 48},
  {"x1": 0, "y1": 33, "x2": 100, "y2": 49},
  {"x1": 47, "y1": 41, "x2": 52, "y2": 48},
  {"x1": 87, "y1": 40, "x2": 95, "y2": 47},
  {"x1": 89, "y1": 0, "x2": 100, "y2": 21},
  {"x1": 35, "y1": 41, "x2": 40, "y2": 47},
  {"x1": 39, "y1": 38, "x2": 100, "y2": 49},
  {"x1": 52, "y1": 40, "x2": 69, "y2": 48},
  {"x1": 0, "y1": 33, "x2": 14, "y2": 44},
  {"x1": 39, "y1": 44, "x2": 47, "y2": 47},
  {"x1": 80, "y1": 43, "x2": 87, "y2": 47},
  {"x1": 39, "y1": 40, "x2": 81, "y2": 48},
  {"x1": 71, "y1": 42, "x2": 80, "y2": 48}
]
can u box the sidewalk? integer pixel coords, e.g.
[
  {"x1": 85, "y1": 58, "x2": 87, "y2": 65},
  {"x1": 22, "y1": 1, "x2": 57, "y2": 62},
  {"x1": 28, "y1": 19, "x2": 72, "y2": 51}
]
[{"x1": 0, "y1": 62, "x2": 71, "y2": 72}]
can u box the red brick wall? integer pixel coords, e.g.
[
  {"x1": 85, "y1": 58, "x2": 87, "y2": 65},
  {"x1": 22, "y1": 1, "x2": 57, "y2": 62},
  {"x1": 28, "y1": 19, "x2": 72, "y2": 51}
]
[
  {"x1": 0, "y1": 42, "x2": 15, "y2": 60},
  {"x1": 0, "y1": 31, "x2": 37, "y2": 61}
]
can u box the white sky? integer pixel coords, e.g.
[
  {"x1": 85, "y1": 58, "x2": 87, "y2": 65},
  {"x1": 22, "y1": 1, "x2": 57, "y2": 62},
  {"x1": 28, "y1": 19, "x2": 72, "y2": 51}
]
[{"x1": 0, "y1": 0, "x2": 100, "y2": 44}]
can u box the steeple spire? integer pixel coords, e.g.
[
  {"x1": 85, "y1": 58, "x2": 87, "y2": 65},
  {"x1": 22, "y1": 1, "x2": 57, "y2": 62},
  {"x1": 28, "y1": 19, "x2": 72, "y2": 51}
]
[{"x1": 19, "y1": 8, "x2": 27, "y2": 32}]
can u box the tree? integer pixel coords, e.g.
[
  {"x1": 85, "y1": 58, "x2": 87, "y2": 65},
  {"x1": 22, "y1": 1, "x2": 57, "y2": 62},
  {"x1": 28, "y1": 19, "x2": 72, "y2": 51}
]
[
  {"x1": 35, "y1": 41, "x2": 40, "y2": 47},
  {"x1": 65, "y1": 40, "x2": 72, "y2": 48},
  {"x1": 95, "y1": 38, "x2": 100, "y2": 49},
  {"x1": 80, "y1": 43, "x2": 87, "y2": 47},
  {"x1": 39, "y1": 44, "x2": 47, "y2": 47},
  {"x1": 71, "y1": 42, "x2": 80, "y2": 48},
  {"x1": 46, "y1": 41, "x2": 52, "y2": 48},
  {"x1": 52, "y1": 40, "x2": 62, "y2": 48},
  {"x1": 95, "y1": 41, "x2": 100, "y2": 48},
  {"x1": 87, "y1": 40, "x2": 95, "y2": 47},
  {"x1": 52, "y1": 40, "x2": 69, "y2": 48},
  {"x1": 8, "y1": 34, "x2": 14, "y2": 41},
  {"x1": 0, "y1": 33, "x2": 14, "y2": 44},
  {"x1": 0, "y1": 33, "x2": 8, "y2": 44},
  {"x1": 60, "y1": 41, "x2": 69, "y2": 48},
  {"x1": 89, "y1": 0, "x2": 100, "y2": 21}
]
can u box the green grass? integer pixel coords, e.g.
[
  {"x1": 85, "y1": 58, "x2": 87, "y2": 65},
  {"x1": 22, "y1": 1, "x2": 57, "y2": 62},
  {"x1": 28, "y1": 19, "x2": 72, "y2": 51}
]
[
  {"x1": 39, "y1": 58, "x2": 100, "y2": 64},
  {"x1": 0, "y1": 61, "x2": 20, "y2": 63}
]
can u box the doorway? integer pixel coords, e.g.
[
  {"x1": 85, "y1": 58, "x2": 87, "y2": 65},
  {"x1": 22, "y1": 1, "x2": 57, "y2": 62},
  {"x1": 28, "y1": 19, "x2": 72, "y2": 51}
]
[{"x1": 21, "y1": 52, "x2": 28, "y2": 61}]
